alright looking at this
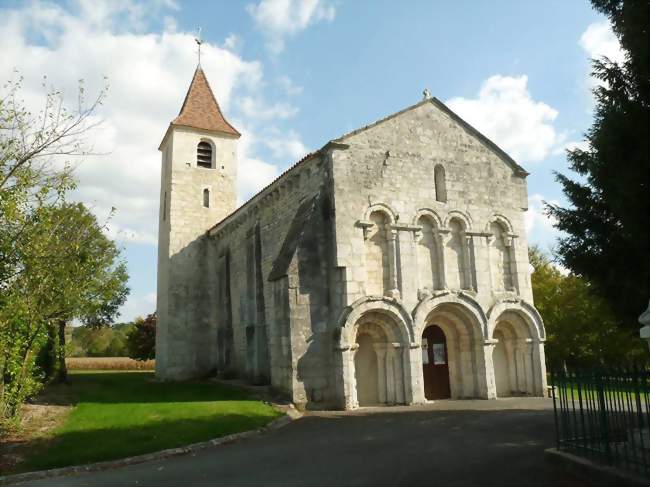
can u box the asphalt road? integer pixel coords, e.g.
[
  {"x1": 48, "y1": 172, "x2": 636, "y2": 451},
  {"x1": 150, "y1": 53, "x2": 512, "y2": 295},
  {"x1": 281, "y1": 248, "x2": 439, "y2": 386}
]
[{"x1": 24, "y1": 398, "x2": 585, "y2": 487}]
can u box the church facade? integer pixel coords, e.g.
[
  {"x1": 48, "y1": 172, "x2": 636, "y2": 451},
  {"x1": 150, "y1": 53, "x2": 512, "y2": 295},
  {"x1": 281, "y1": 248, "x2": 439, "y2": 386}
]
[{"x1": 155, "y1": 67, "x2": 547, "y2": 409}]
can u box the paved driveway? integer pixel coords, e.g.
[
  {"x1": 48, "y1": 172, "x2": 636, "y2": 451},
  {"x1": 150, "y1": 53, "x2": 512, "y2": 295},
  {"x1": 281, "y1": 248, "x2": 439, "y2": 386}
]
[{"x1": 24, "y1": 398, "x2": 584, "y2": 487}]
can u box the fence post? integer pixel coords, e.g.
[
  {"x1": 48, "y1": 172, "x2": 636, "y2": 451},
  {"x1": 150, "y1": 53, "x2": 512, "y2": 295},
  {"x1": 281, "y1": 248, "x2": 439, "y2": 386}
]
[
  {"x1": 596, "y1": 370, "x2": 612, "y2": 465},
  {"x1": 551, "y1": 369, "x2": 560, "y2": 450}
]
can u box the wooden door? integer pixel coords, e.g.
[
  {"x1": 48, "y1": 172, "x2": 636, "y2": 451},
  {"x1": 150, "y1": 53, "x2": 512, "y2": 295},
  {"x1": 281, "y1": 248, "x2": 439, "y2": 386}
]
[{"x1": 422, "y1": 325, "x2": 451, "y2": 399}]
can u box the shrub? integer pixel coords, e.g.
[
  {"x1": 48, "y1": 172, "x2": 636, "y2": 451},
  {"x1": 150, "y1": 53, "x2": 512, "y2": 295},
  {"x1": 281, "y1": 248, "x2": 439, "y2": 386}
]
[{"x1": 127, "y1": 314, "x2": 156, "y2": 361}]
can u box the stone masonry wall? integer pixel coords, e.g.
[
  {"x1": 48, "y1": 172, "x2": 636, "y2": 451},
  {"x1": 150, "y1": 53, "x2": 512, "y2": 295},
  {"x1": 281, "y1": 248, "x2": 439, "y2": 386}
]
[
  {"x1": 208, "y1": 155, "x2": 334, "y2": 402},
  {"x1": 330, "y1": 100, "x2": 533, "y2": 315},
  {"x1": 156, "y1": 126, "x2": 238, "y2": 380}
]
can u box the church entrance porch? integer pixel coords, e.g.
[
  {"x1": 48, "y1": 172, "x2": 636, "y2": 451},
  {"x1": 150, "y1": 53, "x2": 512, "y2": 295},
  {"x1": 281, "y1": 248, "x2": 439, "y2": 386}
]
[
  {"x1": 416, "y1": 301, "x2": 491, "y2": 401},
  {"x1": 492, "y1": 313, "x2": 538, "y2": 397},
  {"x1": 422, "y1": 325, "x2": 450, "y2": 399},
  {"x1": 351, "y1": 316, "x2": 408, "y2": 407}
]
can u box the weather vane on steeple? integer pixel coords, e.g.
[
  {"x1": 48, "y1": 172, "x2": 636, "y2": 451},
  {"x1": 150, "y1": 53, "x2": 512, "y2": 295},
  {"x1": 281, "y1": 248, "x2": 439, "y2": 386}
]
[{"x1": 195, "y1": 26, "x2": 203, "y2": 66}]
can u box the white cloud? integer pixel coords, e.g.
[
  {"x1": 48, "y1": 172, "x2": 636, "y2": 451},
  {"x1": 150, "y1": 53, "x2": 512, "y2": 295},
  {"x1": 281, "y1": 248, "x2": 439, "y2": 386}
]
[
  {"x1": 446, "y1": 75, "x2": 566, "y2": 164},
  {"x1": 118, "y1": 292, "x2": 157, "y2": 321},
  {"x1": 1, "y1": 0, "x2": 309, "y2": 321},
  {"x1": 263, "y1": 129, "x2": 309, "y2": 161},
  {"x1": 0, "y1": 0, "x2": 309, "y2": 250},
  {"x1": 223, "y1": 33, "x2": 241, "y2": 51},
  {"x1": 238, "y1": 96, "x2": 299, "y2": 120},
  {"x1": 247, "y1": 0, "x2": 335, "y2": 53},
  {"x1": 580, "y1": 21, "x2": 625, "y2": 65},
  {"x1": 579, "y1": 21, "x2": 625, "y2": 96},
  {"x1": 278, "y1": 75, "x2": 303, "y2": 96},
  {"x1": 525, "y1": 193, "x2": 562, "y2": 252},
  {"x1": 235, "y1": 125, "x2": 281, "y2": 202}
]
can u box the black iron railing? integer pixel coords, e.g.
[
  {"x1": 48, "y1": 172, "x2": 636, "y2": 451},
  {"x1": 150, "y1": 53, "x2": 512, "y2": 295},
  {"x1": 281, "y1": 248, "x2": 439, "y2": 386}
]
[{"x1": 550, "y1": 368, "x2": 650, "y2": 476}]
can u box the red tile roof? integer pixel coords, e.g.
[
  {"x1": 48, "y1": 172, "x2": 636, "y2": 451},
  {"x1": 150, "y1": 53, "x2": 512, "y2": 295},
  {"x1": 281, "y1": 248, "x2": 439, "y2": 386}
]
[{"x1": 172, "y1": 67, "x2": 240, "y2": 137}]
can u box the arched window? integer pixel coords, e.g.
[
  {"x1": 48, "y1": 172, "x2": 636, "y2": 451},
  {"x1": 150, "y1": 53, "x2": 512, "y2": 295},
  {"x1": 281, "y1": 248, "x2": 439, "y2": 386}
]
[
  {"x1": 203, "y1": 188, "x2": 210, "y2": 208},
  {"x1": 365, "y1": 211, "x2": 390, "y2": 296},
  {"x1": 489, "y1": 221, "x2": 513, "y2": 291},
  {"x1": 434, "y1": 165, "x2": 447, "y2": 202},
  {"x1": 446, "y1": 218, "x2": 469, "y2": 290},
  {"x1": 417, "y1": 216, "x2": 440, "y2": 290},
  {"x1": 197, "y1": 141, "x2": 213, "y2": 168}
]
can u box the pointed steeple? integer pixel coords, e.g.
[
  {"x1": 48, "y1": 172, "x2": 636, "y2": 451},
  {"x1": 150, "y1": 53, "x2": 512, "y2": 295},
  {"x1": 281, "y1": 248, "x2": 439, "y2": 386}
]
[{"x1": 172, "y1": 67, "x2": 240, "y2": 137}]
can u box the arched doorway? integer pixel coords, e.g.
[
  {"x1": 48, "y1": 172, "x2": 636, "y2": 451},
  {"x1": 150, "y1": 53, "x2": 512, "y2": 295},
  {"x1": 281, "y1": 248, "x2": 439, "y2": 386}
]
[
  {"x1": 416, "y1": 300, "x2": 488, "y2": 399},
  {"x1": 492, "y1": 314, "x2": 535, "y2": 396},
  {"x1": 349, "y1": 311, "x2": 410, "y2": 407},
  {"x1": 355, "y1": 333, "x2": 379, "y2": 405},
  {"x1": 422, "y1": 325, "x2": 451, "y2": 399}
]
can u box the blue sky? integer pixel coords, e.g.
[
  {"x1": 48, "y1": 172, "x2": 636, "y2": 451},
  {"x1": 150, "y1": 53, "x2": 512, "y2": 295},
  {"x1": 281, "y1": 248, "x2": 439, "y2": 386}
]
[{"x1": 0, "y1": 0, "x2": 622, "y2": 321}]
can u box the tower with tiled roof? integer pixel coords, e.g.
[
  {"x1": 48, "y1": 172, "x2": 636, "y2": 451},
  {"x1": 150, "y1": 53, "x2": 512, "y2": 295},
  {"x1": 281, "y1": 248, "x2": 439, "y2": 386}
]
[{"x1": 156, "y1": 66, "x2": 240, "y2": 379}]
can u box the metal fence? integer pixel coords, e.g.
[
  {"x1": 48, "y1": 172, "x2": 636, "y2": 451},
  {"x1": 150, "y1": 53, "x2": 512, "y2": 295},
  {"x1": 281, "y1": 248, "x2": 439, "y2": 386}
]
[{"x1": 550, "y1": 368, "x2": 650, "y2": 476}]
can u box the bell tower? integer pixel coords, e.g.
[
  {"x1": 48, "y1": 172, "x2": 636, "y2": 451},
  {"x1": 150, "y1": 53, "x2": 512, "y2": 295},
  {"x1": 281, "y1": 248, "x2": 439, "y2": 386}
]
[{"x1": 156, "y1": 66, "x2": 240, "y2": 380}]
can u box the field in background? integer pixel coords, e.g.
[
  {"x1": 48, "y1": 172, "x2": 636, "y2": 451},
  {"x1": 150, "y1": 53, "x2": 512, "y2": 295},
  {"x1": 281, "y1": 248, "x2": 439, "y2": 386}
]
[{"x1": 66, "y1": 357, "x2": 155, "y2": 370}]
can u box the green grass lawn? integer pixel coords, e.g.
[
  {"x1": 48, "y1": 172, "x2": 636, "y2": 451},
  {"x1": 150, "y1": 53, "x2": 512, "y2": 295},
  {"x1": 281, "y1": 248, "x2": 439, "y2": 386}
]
[{"x1": 16, "y1": 371, "x2": 281, "y2": 473}]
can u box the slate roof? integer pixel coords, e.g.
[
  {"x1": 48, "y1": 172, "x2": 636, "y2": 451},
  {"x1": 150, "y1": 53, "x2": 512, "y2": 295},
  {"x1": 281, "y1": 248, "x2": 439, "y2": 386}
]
[{"x1": 171, "y1": 67, "x2": 240, "y2": 137}]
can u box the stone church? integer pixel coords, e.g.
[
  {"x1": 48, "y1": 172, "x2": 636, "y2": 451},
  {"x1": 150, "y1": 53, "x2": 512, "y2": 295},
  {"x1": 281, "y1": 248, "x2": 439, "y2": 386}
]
[{"x1": 155, "y1": 66, "x2": 547, "y2": 409}]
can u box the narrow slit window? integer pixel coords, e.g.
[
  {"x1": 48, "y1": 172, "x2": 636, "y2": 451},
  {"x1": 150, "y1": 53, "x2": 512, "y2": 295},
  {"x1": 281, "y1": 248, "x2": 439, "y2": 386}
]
[
  {"x1": 434, "y1": 164, "x2": 447, "y2": 202},
  {"x1": 203, "y1": 188, "x2": 210, "y2": 208},
  {"x1": 163, "y1": 191, "x2": 167, "y2": 220},
  {"x1": 197, "y1": 141, "x2": 212, "y2": 168}
]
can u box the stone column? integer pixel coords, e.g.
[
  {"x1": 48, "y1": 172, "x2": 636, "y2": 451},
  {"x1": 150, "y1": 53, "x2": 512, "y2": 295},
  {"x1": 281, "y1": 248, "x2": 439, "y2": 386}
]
[
  {"x1": 386, "y1": 228, "x2": 400, "y2": 299},
  {"x1": 467, "y1": 232, "x2": 492, "y2": 293},
  {"x1": 482, "y1": 339, "x2": 498, "y2": 399},
  {"x1": 439, "y1": 230, "x2": 451, "y2": 289},
  {"x1": 531, "y1": 339, "x2": 548, "y2": 396},
  {"x1": 459, "y1": 230, "x2": 472, "y2": 290},
  {"x1": 336, "y1": 345, "x2": 358, "y2": 409},
  {"x1": 505, "y1": 234, "x2": 520, "y2": 293},
  {"x1": 413, "y1": 228, "x2": 422, "y2": 293},
  {"x1": 374, "y1": 343, "x2": 388, "y2": 404},
  {"x1": 465, "y1": 234, "x2": 478, "y2": 291},
  {"x1": 408, "y1": 342, "x2": 426, "y2": 404}
]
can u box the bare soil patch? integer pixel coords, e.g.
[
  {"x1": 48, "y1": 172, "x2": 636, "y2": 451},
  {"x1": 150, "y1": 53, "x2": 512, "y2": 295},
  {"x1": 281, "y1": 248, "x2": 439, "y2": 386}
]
[{"x1": 1, "y1": 387, "x2": 73, "y2": 474}]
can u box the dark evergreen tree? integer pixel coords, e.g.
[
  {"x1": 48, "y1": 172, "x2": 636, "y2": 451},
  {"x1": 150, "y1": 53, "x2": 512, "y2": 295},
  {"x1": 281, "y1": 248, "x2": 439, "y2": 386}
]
[{"x1": 546, "y1": 0, "x2": 650, "y2": 329}]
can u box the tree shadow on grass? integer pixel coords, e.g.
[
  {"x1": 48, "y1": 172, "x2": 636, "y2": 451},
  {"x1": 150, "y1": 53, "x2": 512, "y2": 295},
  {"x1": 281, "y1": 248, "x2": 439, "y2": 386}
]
[
  {"x1": 13, "y1": 412, "x2": 278, "y2": 474},
  {"x1": 39, "y1": 372, "x2": 258, "y2": 405}
]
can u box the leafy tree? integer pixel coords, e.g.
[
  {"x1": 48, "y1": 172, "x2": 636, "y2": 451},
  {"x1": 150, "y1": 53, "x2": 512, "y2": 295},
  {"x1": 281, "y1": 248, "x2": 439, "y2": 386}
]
[
  {"x1": 546, "y1": 0, "x2": 650, "y2": 330},
  {"x1": 530, "y1": 246, "x2": 647, "y2": 369},
  {"x1": 28, "y1": 203, "x2": 129, "y2": 382},
  {"x1": 69, "y1": 323, "x2": 134, "y2": 357},
  {"x1": 127, "y1": 314, "x2": 156, "y2": 361},
  {"x1": 0, "y1": 74, "x2": 112, "y2": 418}
]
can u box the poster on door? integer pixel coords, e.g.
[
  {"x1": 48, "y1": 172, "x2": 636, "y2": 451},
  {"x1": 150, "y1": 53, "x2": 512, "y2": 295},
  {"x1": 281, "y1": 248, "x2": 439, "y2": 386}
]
[
  {"x1": 432, "y1": 343, "x2": 446, "y2": 364},
  {"x1": 421, "y1": 338, "x2": 428, "y2": 364}
]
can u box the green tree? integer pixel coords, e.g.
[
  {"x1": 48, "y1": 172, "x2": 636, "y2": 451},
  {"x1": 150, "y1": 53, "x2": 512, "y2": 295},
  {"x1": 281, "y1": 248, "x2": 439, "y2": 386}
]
[
  {"x1": 127, "y1": 314, "x2": 156, "y2": 361},
  {"x1": 530, "y1": 246, "x2": 646, "y2": 368},
  {"x1": 29, "y1": 203, "x2": 129, "y2": 382},
  {"x1": 0, "y1": 74, "x2": 112, "y2": 418},
  {"x1": 546, "y1": 0, "x2": 650, "y2": 330}
]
